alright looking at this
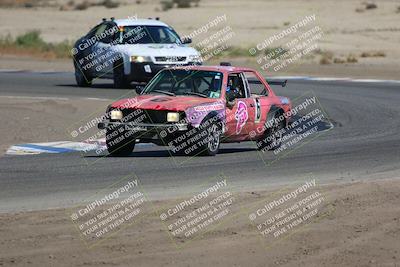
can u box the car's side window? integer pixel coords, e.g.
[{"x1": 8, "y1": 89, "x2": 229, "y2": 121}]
[
  {"x1": 240, "y1": 72, "x2": 251, "y2": 97},
  {"x1": 86, "y1": 24, "x2": 101, "y2": 39},
  {"x1": 94, "y1": 23, "x2": 108, "y2": 41},
  {"x1": 244, "y1": 71, "x2": 269, "y2": 96},
  {"x1": 227, "y1": 73, "x2": 247, "y2": 99},
  {"x1": 91, "y1": 23, "x2": 116, "y2": 44},
  {"x1": 104, "y1": 23, "x2": 118, "y2": 43}
]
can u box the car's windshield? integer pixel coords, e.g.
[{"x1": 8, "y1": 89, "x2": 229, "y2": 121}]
[
  {"x1": 143, "y1": 70, "x2": 223, "y2": 98},
  {"x1": 117, "y1": 25, "x2": 181, "y2": 44}
]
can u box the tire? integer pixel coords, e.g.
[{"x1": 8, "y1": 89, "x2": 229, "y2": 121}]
[
  {"x1": 106, "y1": 127, "x2": 135, "y2": 156},
  {"x1": 257, "y1": 113, "x2": 285, "y2": 151},
  {"x1": 113, "y1": 62, "x2": 130, "y2": 89},
  {"x1": 74, "y1": 62, "x2": 92, "y2": 87},
  {"x1": 197, "y1": 115, "x2": 222, "y2": 156}
]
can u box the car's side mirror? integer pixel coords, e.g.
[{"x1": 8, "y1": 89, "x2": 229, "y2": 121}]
[
  {"x1": 181, "y1": 37, "x2": 192, "y2": 44},
  {"x1": 135, "y1": 85, "x2": 144, "y2": 95}
]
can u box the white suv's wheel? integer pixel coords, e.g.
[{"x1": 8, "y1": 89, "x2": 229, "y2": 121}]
[
  {"x1": 113, "y1": 63, "x2": 130, "y2": 89},
  {"x1": 74, "y1": 62, "x2": 92, "y2": 87}
]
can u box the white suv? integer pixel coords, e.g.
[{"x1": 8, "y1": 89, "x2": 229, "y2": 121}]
[{"x1": 73, "y1": 17, "x2": 201, "y2": 88}]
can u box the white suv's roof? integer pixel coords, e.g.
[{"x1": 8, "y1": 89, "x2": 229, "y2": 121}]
[{"x1": 114, "y1": 19, "x2": 169, "y2": 27}]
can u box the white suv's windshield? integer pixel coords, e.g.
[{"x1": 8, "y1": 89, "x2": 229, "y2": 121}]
[
  {"x1": 143, "y1": 70, "x2": 223, "y2": 98},
  {"x1": 118, "y1": 25, "x2": 181, "y2": 44}
]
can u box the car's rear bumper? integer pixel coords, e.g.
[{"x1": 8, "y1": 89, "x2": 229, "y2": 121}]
[{"x1": 129, "y1": 62, "x2": 200, "y2": 82}]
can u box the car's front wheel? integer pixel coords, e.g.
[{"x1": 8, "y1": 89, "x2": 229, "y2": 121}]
[
  {"x1": 113, "y1": 62, "x2": 130, "y2": 89},
  {"x1": 74, "y1": 62, "x2": 92, "y2": 87},
  {"x1": 197, "y1": 116, "x2": 222, "y2": 156},
  {"x1": 202, "y1": 123, "x2": 221, "y2": 156}
]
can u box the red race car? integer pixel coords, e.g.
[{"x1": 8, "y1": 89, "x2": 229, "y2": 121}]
[{"x1": 98, "y1": 63, "x2": 292, "y2": 156}]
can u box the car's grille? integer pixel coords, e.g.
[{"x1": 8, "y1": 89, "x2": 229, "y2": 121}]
[
  {"x1": 121, "y1": 109, "x2": 184, "y2": 124},
  {"x1": 154, "y1": 56, "x2": 186, "y2": 63}
]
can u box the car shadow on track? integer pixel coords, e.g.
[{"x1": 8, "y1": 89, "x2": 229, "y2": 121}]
[
  {"x1": 290, "y1": 114, "x2": 333, "y2": 132},
  {"x1": 56, "y1": 84, "x2": 124, "y2": 89},
  {"x1": 84, "y1": 147, "x2": 257, "y2": 158}
]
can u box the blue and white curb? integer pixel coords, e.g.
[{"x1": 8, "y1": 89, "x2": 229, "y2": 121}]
[
  {"x1": 6, "y1": 139, "x2": 153, "y2": 155},
  {"x1": 6, "y1": 139, "x2": 106, "y2": 155}
]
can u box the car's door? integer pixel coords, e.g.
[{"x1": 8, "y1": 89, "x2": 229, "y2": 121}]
[
  {"x1": 74, "y1": 24, "x2": 101, "y2": 76},
  {"x1": 225, "y1": 72, "x2": 255, "y2": 140},
  {"x1": 92, "y1": 22, "x2": 117, "y2": 77},
  {"x1": 243, "y1": 70, "x2": 274, "y2": 139}
]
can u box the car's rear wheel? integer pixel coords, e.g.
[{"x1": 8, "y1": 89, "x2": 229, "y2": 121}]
[
  {"x1": 113, "y1": 62, "x2": 130, "y2": 89},
  {"x1": 257, "y1": 113, "x2": 285, "y2": 151},
  {"x1": 74, "y1": 62, "x2": 92, "y2": 87},
  {"x1": 106, "y1": 127, "x2": 135, "y2": 156}
]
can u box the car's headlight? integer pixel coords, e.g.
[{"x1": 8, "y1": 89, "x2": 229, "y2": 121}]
[
  {"x1": 130, "y1": 56, "x2": 152, "y2": 63},
  {"x1": 167, "y1": 112, "x2": 180, "y2": 122},
  {"x1": 110, "y1": 110, "x2": 123, "y2": 120},
  {"x1": 188, "y1": 55, "x2": 202, "y2": 62}
]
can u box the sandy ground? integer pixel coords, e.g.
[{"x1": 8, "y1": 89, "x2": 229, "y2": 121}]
[
  {"x1": 1, "y1": 0, "x2": 399, "y2": 53},
  {"x1": 0, "y1": 0, "x2": 399, "y2": 79},
  {"x1": 0, "y1": 178, "x2": 399, "y2": 267},
  {"x1": 0, "y1": 55, "x2": 73, "y2": 72}
]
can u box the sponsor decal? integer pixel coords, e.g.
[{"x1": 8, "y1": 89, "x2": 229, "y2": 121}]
[
  {"x1": 235, "y1": 101, "x2": 248, "y2": 134},
  {"x1": 194, "y1": 103, "x2": 225, "y2": 112}
]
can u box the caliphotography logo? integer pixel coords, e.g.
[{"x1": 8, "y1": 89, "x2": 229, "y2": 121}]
[{"x1": 68, "y1": 174, "x2": 148, "y2": 248}]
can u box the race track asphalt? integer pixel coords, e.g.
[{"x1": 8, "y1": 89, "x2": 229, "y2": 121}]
[{"x1": 0, "y1": 72, "x2": 399, "y2": 212}]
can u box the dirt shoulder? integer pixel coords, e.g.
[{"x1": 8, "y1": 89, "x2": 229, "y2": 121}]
[
  {"x1": 0, "y1": 55, "x2": 73, "y2": 72},
  {"x1": 0, "y1": 178, "x2": 399, "y2": 267}
]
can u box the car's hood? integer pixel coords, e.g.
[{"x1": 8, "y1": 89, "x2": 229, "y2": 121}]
[
  {"x1": 111, "y1": 94, "x2": 219, "y2": 112},
  {"x1": 113, "y1": 43, "x2": 199, "y2": 58}
]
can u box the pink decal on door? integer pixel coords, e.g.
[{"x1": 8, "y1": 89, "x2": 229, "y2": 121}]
[{"x1": 235, "y1": 101, "x2": 248, "y2": 134}]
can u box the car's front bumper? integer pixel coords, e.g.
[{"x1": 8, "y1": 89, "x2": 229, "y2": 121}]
[
  {"x1": 98, "y1": 121, "x2": 189, "y2": 131},
  {"x1": 98, "y1": 121, "x2": 190, "y2": 145}
]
